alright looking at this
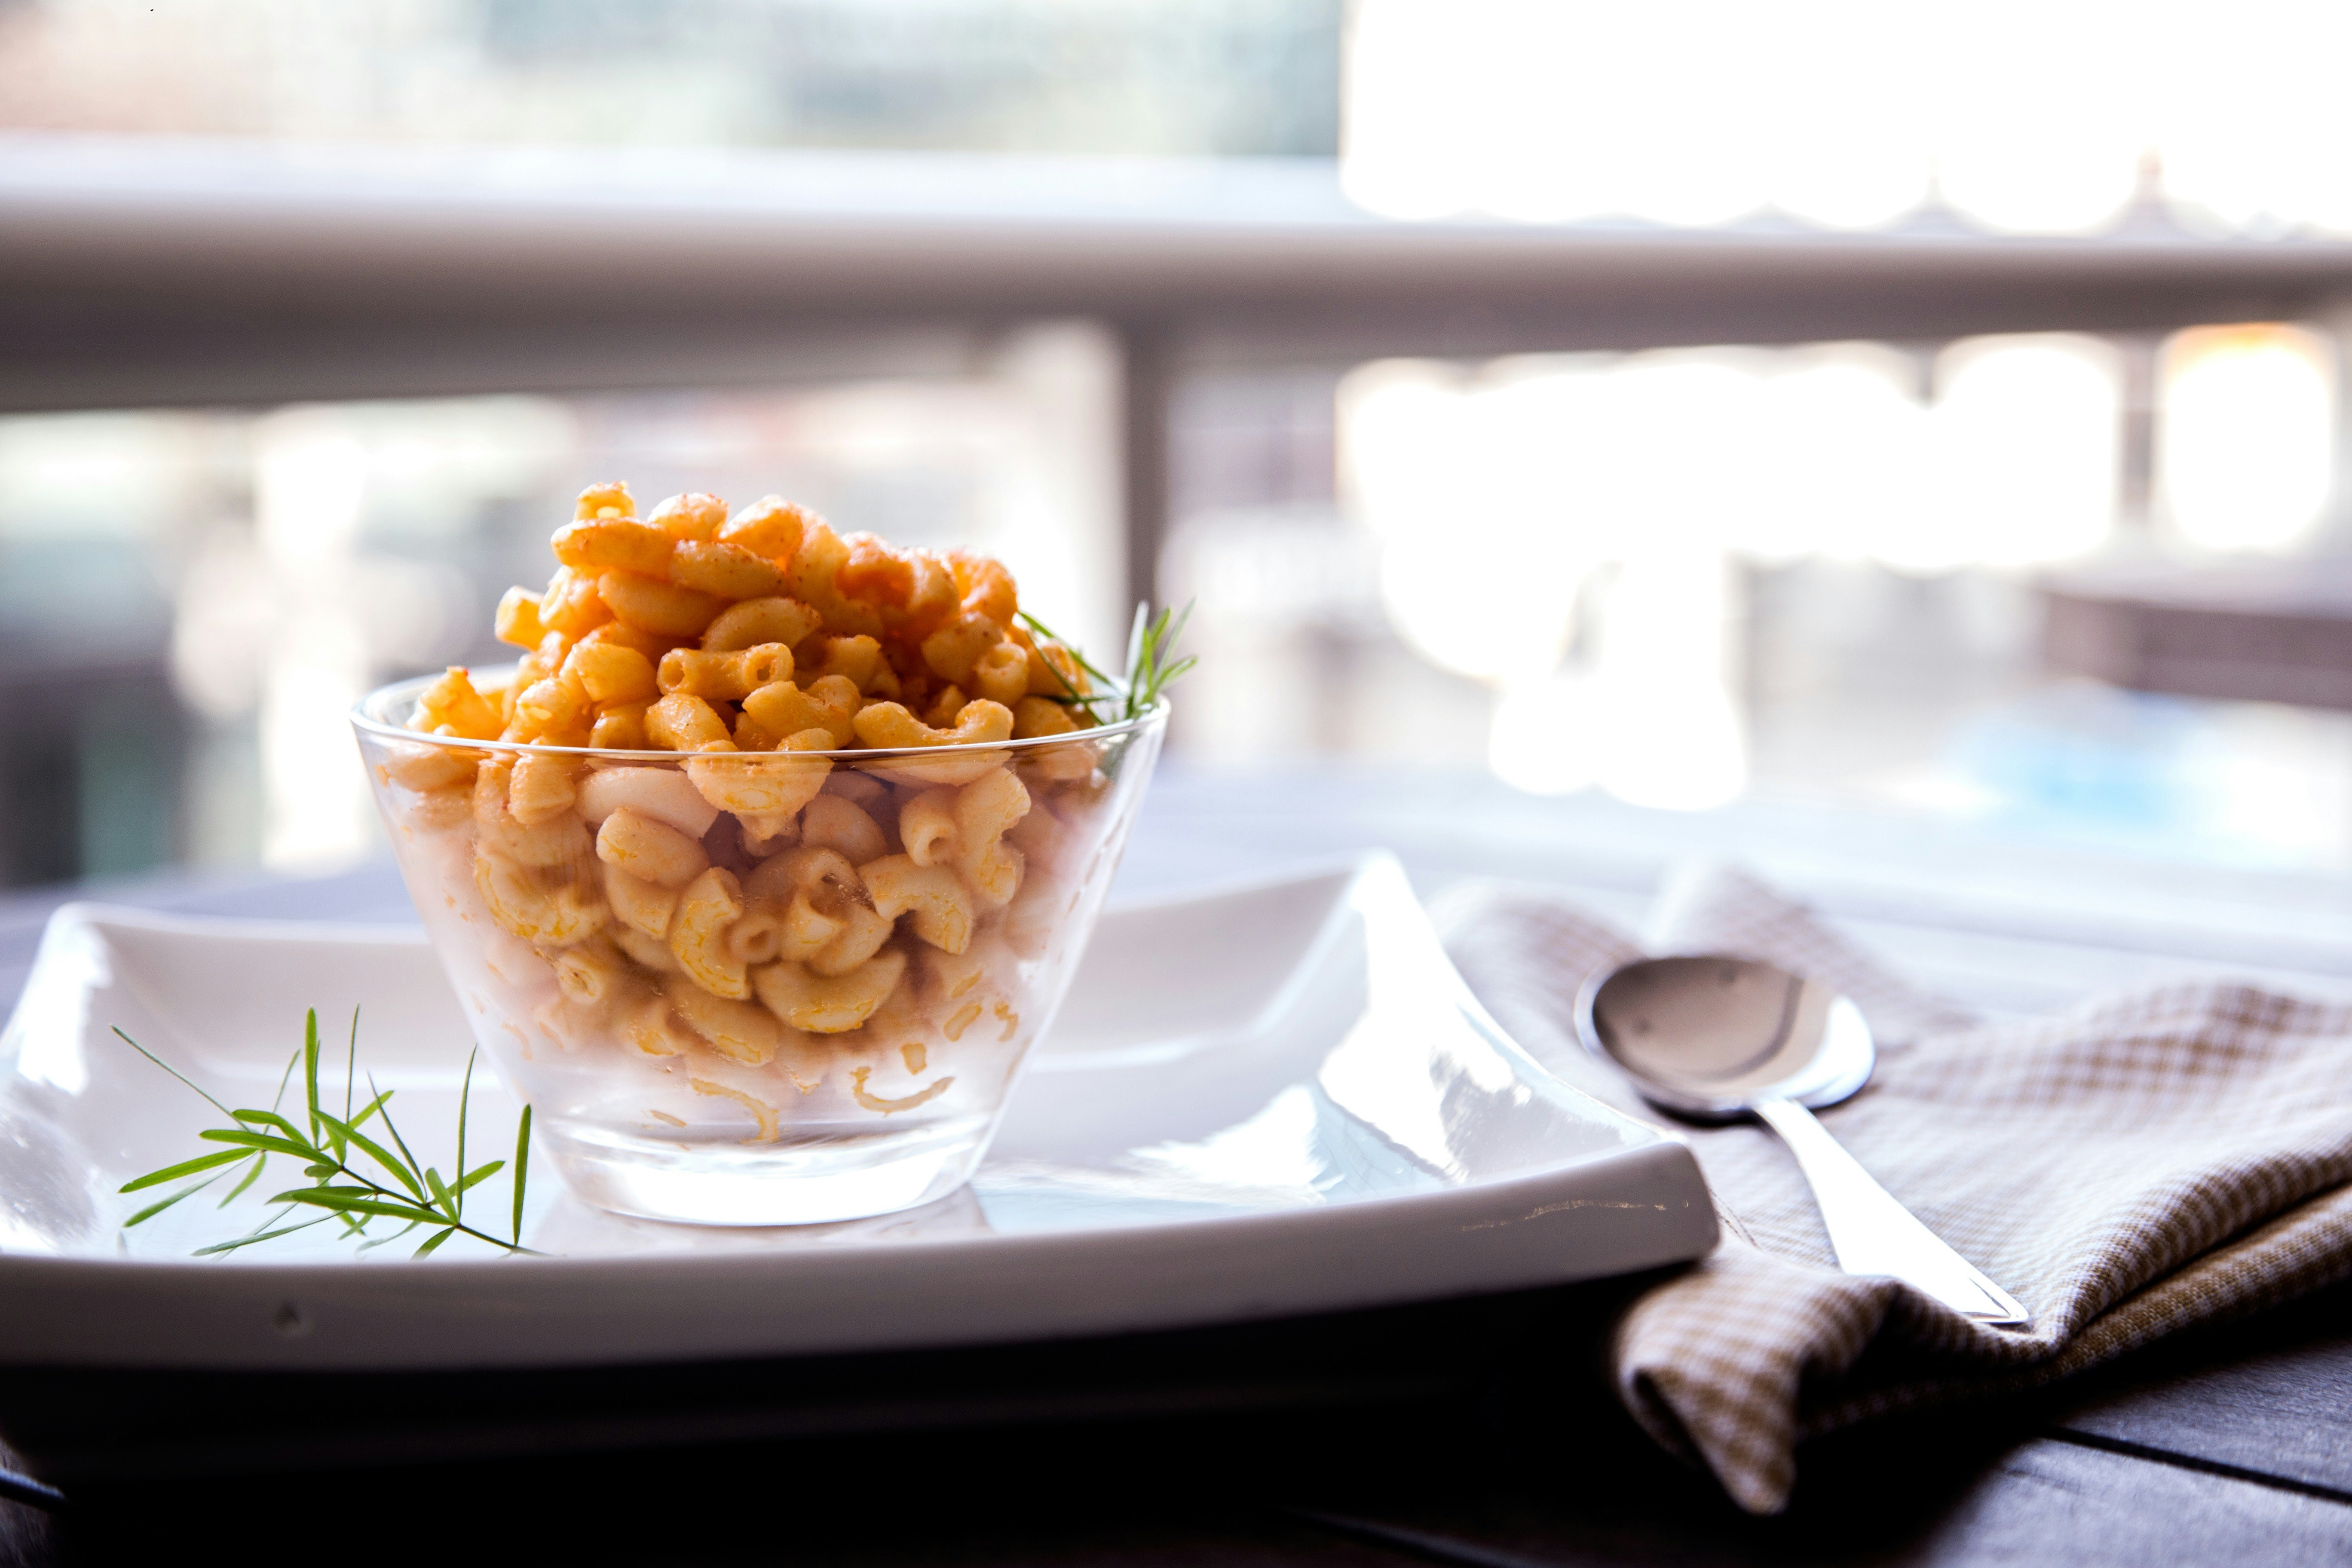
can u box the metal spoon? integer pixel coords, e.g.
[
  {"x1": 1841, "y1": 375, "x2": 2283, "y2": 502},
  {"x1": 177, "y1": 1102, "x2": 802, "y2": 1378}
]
[{"x1": 1577, "y1": 955, "x2": 2028, "y2": 1327}]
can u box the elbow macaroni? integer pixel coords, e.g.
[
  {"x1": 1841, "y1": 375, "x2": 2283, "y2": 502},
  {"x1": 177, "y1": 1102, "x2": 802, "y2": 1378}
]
[
  {"x1": 669, "y1": 867, "x2": 751, "y2": 1000},
  {"x1": 380, "y1": 479, "x2": 1147, "y2": 1143}
]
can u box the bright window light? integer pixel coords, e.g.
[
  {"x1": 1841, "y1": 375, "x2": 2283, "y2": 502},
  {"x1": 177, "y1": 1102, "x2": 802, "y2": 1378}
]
[
  {"x1": 1487, "y1": 674, "x2": 1599, "y2": 796},
  {"x1": 1746, "y1": 345, "x2": 1927, "y2": 562},
  {"x1": 2153, "y1": 1, "x2": 2352, "y2": 235},
  {"x1": 1340, "y1": 350, "x2": 1770, "y2": 682},
  {"x1": 1485, "y1": 555, "x2": 1748, "y2": 813},
  {"x1": 1933, "y1": 119, "x2": 2143, "y2": 236},
  {"x1": 1346, "y1": 0, "x2": 2352, "y2": 237},
  {"x1": 1341, "y1": 331, "x2": 2142, "y2": 813},
  {"x1": 1341, "y1": 0, "x2": 1511, "y2": 220},
  {"x1": 1340, "y1": 358, "x2": 1600, "y2": 682},
  {"x1": 1343, "y1": 352, "x2": 1752, "y2": 810},
  {"x1": 1923, "y1": 335, "x2": 2121, "y2": 572},
  {"x1": 1344, "y1": 0, "x2": 1772, "y2": 227},
  {"x1": 1341, "y1": 361, "x2": 1498, "y2": 677},
  {"x1": 2158, "y1": 323, "x2": 2335, "y2": 552},
  {"x1": 252, "y1": 409, "x2": 374, "y2": 870},
  {"x1": 1581, "y1": 550, "x2": 1746, "y2": 811},
  {"x1": 0, "y1": 413, "x2": 190, "y2": 540},
  {"x1": 1928, "y1": 0, "x2": 2146, "y2": 235},
  {"x1": 1762, "y1": 2, "x2": 1935, "y2": 229}
]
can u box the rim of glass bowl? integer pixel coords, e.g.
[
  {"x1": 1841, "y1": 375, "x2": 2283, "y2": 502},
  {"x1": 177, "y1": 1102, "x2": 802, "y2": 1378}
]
[{"x1": 350, "y1": 666, "x2": 1168, "y2": 763}]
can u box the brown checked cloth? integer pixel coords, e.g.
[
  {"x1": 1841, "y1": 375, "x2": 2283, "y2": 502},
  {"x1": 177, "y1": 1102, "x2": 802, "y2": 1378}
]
[{"x1": 1434, "y1": 864, "x2": 2352, "y2": 1515}]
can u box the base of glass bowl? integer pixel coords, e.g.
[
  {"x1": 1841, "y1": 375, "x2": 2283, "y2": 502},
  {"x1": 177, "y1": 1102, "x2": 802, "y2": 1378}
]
[{"x1": 538, "y1": 1113, "x2": 996, "y2": 1226}]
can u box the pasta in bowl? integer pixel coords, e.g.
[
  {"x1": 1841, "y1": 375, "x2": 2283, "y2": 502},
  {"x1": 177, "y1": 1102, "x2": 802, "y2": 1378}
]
[{"x1": 349, "y1": 483, "x2": 1168, "y2": 1226}]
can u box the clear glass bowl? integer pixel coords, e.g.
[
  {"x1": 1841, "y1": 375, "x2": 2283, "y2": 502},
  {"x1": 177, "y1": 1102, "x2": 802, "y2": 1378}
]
[{"x1": 352, "y1": 674, "x2": 1166, "y2": 1226}]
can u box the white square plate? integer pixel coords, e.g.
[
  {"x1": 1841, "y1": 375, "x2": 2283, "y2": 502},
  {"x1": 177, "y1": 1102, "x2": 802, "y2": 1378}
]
[{"x1": 0, "y1": 853, "x2": 1713, "y2": 1372}]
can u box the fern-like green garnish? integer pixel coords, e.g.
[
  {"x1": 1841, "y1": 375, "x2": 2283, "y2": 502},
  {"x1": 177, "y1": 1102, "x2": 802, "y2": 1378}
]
[
  {"x1": 1017, "y1": 599, "x2": 1195, "y2": 724},
  {"x1": 115, "y1": 1008, "x2": 535, "y2": 1259}
]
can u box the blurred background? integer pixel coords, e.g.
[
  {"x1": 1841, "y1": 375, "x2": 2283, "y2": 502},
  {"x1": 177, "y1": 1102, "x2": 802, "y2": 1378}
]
[{"x1": 9, "y1": 0, "x2": 2352, "y2": 887}]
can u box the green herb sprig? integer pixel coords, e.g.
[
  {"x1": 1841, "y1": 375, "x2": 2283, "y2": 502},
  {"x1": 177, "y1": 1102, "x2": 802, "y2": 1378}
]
[
  {"x1": 115, "y1": 1008, "x2": 534, "y2": 1259},
  {"x1": 1017, "y1": 600, "x2": 1196, "y2": 724}
]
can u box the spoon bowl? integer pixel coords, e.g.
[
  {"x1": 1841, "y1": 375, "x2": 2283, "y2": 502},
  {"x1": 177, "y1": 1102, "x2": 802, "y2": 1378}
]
[{"x1": 1577, "y1": 955, "x2": 1875, "y2": 1119}]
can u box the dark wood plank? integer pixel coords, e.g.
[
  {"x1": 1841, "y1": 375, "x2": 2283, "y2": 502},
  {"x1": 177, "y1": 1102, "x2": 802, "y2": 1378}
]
[
  {"x1": 1298, "y1": 1438, "x2": 2352, "y2": 1567},
  {"x1": 49, "y1": 1497, "x2": 1431, "y2": 1568},
  {"x1": 2048, "y1": 1277, "x2": 2352, "y2": 1499},
  {"x1": 25, "y1": 1380, "x2": 2352, "y2": 1568},
  {"x1": 19, "y1": 1276, "x2": 2352, "y2": 1566},
  {"x1": 1280, "y1": 1333, "x2": 2352, "y2": 1568},
  {"x1": 784, "y1": 1514, "x2": 1431, "y2": 1568},
  {"x1": 35, "y1": 1419, "x2": 1458, "y2": 1568}
]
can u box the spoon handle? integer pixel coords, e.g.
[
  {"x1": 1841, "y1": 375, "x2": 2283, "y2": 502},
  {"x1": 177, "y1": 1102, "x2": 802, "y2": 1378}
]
[{"x1": 1753, "y1": 1097, "x2": 2030, "y2": 1328}]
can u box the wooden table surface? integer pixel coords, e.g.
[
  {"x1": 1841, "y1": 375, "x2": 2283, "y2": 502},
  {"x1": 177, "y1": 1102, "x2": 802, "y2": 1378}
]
[{"x1": 2, "y1": 767, "x2": 2347, "y2": 1565}]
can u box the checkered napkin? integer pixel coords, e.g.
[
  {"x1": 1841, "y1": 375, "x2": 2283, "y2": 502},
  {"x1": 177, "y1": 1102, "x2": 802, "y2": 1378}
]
[{"x1": 1433, "y1": 864, "x2": 2352, "y2": 1515}]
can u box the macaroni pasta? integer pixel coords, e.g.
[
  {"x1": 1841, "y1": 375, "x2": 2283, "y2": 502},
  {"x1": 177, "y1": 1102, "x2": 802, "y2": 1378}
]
[{"x1": 376, "y1": 481, "x2": 1135, "y2": 1146}]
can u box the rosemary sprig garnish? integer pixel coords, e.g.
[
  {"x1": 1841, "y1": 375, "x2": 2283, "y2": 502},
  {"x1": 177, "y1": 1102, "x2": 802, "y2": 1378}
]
[
  {"x1": 115, "y1": 1008, "x2": 535, "y2": 1259},
  {"x1": 1017, "y1": 599, "x2": 1195, "y2": 724},
  {"x1": 1120, "y1": 600, "x2": 1197, "y2": 719}
]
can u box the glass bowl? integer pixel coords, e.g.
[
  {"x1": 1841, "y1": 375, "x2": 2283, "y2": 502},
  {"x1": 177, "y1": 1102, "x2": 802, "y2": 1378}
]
[{"x1": 352, "y1": 673, "x2": 1166, "y2": 1226}]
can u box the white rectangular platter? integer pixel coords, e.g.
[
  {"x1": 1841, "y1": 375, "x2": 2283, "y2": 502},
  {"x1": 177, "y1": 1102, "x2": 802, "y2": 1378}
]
[{"x1": 0, "y1": 853, "x2": 1714, "y2": 1372}]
